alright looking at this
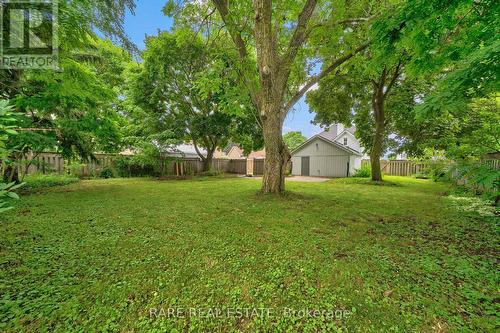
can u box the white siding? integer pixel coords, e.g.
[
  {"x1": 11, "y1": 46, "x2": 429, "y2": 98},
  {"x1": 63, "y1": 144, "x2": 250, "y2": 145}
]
[
  {"x1": 349, "y1": 155, "x2": 362, "y2": 175},
  {"x1": 336, "y1": 131, "x2": 362, "y2": 153},
  {"x1": 291, "y1": 156, "x2": 301, "y2": 175},
  {"x1": 291, "y1": 137, "x2": 353, "y2": 177}
]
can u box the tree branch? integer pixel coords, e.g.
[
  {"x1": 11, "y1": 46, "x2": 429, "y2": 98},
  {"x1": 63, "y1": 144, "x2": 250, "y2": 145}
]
[
  {"x1": 211, "y1": 0, "x2": 248, "y2": 59},
  {"x1": 192, "y1": 138, "x2": 206, "y2": 161},
  {"x1": 212, "y1": 0, "x2": 260, "y2": 110},
  {"x1": 283, "y1": 43, "x2": 369, "y2": 113},
  {"x1": 384, "y1": 59, "x2": 403, "y2": 97},
  {"x1": 282, "y1": 0, "x2": 317, "y2": 67}
]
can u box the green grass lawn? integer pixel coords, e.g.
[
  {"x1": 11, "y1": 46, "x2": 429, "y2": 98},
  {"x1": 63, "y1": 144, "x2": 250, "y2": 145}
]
[{"x1": 0, "y1": 176, "x2": 497, "y2": 332}]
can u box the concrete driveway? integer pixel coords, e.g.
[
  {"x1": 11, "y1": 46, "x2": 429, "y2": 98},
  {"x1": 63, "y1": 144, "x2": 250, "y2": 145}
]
[{"x1": 244, "y1": 175, "x2": 331, "y2": 183}]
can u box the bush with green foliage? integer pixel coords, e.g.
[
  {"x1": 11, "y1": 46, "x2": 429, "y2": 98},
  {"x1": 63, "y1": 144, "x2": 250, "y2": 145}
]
[
  {"x1": 0, "y1": 100, "x2": 19, "y2": 160},
  {"x1": 99, "y1": 167, "x2": 116, "y2": 179},
  {"x1": 63, "y1": 161, "x2": 86, "y2": 178},
  {"x1": 353, "y1": 164, "x2": 371, "y2": 178},
  {"x1": 114, "y1": 155, "x2": 159, "y2": 177},
  {"x1": 0, "y1": 182, "x2": 25, "y2": 214},
  {"x1": 422, "y1": 160, "x2": 450, "y2": 181},
  {"x1": 23, "y1": 174, "x2": 80, "y2": 192},
  {"x1": 449, "y1": 161, "x2": 499, "y2": 202}
]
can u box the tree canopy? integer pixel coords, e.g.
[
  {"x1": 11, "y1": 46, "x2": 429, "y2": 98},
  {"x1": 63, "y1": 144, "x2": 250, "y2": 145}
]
[
  {"x1": 0, "y1": 0, "x2": 497, "y2": 189},
  {"x1": 126, "y1": 29, "x2": 261, "y2": 171},
  {"x1": 283, "y1": 131, "x2": 307, "y2": 151}
]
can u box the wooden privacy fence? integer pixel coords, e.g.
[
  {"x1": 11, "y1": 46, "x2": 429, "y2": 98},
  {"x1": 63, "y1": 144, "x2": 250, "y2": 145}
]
[
  {"x1": 4, "y1": 152, "x2": 297, "y2": 178},
  {"x1": 253, "y1": 159, "x2": 265, "y2": 175},
  {"x1": 362, "y1": 159, "x2": 430, "y2": 177},
  {"x1": 3, "y1": 152, "x2": 251, "y2": 178},
  {"x1": 230, "y1": 159, "x2": 247, "y2": 174},
  {"x1": 11, "y1": 152, "x2": 115, "y2": 178},
  {"x1": 173, "y1": 158, "x2": 247, "y2": 175},
  {"x1": 488, "y1": 159, "x2": 500, "y2": 169}
]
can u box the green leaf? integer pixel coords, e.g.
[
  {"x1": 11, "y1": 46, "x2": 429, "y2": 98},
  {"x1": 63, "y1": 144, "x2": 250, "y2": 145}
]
[
  {"x1": 9, "y1": 182, "x2": 26, "y2": 190},
  {"x1": 6, "y1": 192, "x2": 19, "y2": 200},
  {"x1": 0, "y1": 206, "x2": 14, "y2": 213},
  {"x1": 5, "y1": 129, "x2": 18, "y2": 135}
]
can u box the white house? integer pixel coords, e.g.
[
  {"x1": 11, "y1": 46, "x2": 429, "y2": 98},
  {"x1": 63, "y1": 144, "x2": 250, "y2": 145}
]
[{"x1": 290, "y1": 124, "x2": 364, "y2": 177}]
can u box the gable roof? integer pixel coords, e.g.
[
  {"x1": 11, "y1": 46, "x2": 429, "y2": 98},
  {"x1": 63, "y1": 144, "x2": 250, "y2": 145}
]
[
  {"x1": 248, "y1": 148, "x2": 266, "y2": 159},
  {"x1": 333, "y1": 128, "x2": 357, "y2": 141},
  {"x1": 223, "y1": 143, "x2": 239, "y2": 154},
  {"x1": 291, "y1": 134, "x2": 363, "y2": 156}
]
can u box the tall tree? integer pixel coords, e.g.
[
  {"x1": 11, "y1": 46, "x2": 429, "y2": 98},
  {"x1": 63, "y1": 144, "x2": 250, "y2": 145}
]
[
  {"x1": 3, "y1": 39, "x2": 131, "y2": 182},
  {"x1": 283, "y1": 131, "x2": 307, "y2": 151},
  {"x1": 0, "y1": 0, "x2": 136, "y2": 100},
  {"x1": 0, "y1": 0, "x2": 136, "y2": 182},
  {"x1": 307, "y1": 51, "x2": 406, "y2": 181},
  {"x1": 127, "y1": 30, "x2": 260, "y2": 171},
  {"x1": 395, "y1": 94, "x2": 500, "y2": 160},
  {"x1": 167, "y1": 0, "x2": 375, "y2": 193}
]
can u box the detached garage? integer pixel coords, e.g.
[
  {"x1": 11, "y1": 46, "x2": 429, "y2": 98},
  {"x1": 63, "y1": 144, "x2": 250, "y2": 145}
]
[{"x1": 290, "y1": 134, "x2": 363, "y2": 178}]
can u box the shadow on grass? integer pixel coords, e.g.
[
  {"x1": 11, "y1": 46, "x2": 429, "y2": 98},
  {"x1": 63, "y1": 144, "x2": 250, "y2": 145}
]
[
  {"x1": 155, "y1": 174, "x2": 240, "y2": 182},
  {"x1": 252, "y1": 189, "x2": 321, "y2": 202},
  {"x1": 330, "y1": 177, "x2": 402, "y2": 187}
]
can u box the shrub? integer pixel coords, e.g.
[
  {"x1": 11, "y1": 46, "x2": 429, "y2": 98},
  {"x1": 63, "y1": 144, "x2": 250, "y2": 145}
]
[
  {"x1": 23, "y1": 174, "x2": 80, "y2": 192},
  {"x1": 422, "y1": 160, "x2": 449, "y2": 181},
  {"x1": 64, "y1": 161, "x2": 86, "y2": 177},
  {"x1": 353, "y1": 164, "x2": 371, "y2": 178},
  {"x1": 449, "y1": 161, "x2": 499, "y2": 202},
  {"x1": 99, "y1": 167, "x2": 116, "y2": 179},
  {"x1": 0, "y1": 182, "x2": 25, "y2": 213},
  {"x1": 114, "y1": 156, "x2": 155, "y2": 177}
]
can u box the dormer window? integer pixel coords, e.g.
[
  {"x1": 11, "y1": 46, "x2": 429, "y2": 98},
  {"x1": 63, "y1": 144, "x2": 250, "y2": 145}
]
[{"x1": 343, "y1": 138, "x2": 348, "y2": 146}]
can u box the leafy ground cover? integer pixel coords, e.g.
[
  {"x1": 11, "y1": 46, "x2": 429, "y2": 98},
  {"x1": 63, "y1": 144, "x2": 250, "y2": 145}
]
[
  {"x1": 21, "y1": 174, "x2": 80, "y2": 193},
  {"x1": 0, "y1": 177, "x2": 497, "y2": 332}
]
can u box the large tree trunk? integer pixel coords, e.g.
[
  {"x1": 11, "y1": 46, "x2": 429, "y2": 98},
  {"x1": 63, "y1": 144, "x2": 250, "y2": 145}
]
[
  {"x1": 202, "y1": 149, "x2": 214, "y2": 172},
  {"x1": 261, "y1": 105, "x2": 289, "y2": 194},
  {"x1": 213, "y1": 0, "x2": 366, "y2": 194},
  {"x1": 3, "y1": 163, "x2": 19, "y2": 184},
  {"x1": 370, "y1": 121, "x2": 384, "y2": 181},
  {"x1": 370, "y1": 88, "x2": 385, "y2": 182}
]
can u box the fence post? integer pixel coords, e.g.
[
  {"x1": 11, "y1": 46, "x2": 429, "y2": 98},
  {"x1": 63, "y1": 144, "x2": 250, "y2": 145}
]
[{"x1": 246, "y1": 158, "x2": 254, "y2": 176}]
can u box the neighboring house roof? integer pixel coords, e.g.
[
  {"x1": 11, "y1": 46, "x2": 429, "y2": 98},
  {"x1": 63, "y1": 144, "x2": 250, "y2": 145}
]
[
  {"x1": 165, "y1": 144, "x2": 206, "y2": 159},
  {"x1": 226, "y1": 145, "x2": 244, "y2": 159},
  {"x1": 223, "y1": 143, "x2": 238, "y2": 154},
  {"x1": 248, "y1": 149, "x2": 266, "y2": 159},
  {"x1": 291, "y1": 134, "x2": 363, "y2": 156}
]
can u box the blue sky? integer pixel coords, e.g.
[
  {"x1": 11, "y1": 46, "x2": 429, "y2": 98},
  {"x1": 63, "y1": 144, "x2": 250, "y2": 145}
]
[{"x1": 123, "y1": 2, "x2": 323, "y2": 138}]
